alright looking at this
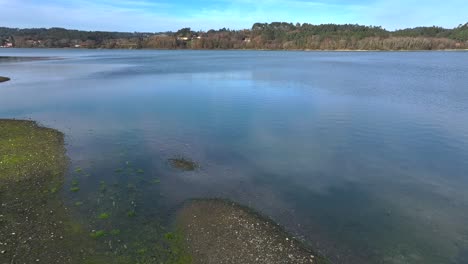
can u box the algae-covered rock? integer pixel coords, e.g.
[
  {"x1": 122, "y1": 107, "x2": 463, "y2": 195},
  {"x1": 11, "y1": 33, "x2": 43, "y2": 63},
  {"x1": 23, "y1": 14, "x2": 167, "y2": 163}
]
[
  {"x1": 177, "y1": 199, "x2": 330, "y2": 264},
  {"x1": 168, "y1": 157, "x2": 198, "y2": 171}
]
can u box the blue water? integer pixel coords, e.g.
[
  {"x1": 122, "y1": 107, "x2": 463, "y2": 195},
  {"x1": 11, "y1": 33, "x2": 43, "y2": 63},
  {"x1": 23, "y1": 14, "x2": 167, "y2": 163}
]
[{"x1": 1, "y1": 49, "x2": 468, "y2": 263}]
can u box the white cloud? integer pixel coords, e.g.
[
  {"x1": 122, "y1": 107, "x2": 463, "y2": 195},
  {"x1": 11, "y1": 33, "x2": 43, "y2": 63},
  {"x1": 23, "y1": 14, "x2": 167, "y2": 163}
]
[
  {"x1": 361, "y1": 0, "x2": 468, "y2": 30},
  {"x1": 0, "y1": 0, "x2": 466, "y2": 31}
]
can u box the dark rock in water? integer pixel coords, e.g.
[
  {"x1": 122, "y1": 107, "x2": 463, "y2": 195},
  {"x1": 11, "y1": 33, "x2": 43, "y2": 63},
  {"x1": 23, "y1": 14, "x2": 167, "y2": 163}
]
[
  {"x1": 176, "y1": 199, "x2": 331, "y2": 264},
  {"x1": 0, "y1": 76, "x2": 10, "y2": 83},
  {"x1": 168, "y1": 157, "x2": 198, "y2": 171}
]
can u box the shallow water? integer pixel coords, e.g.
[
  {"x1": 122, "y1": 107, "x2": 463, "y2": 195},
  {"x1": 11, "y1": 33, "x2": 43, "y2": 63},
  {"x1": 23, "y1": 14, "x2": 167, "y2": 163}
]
[{"x1": 1, "y1": 49, "x2": 468, "y2": 263}]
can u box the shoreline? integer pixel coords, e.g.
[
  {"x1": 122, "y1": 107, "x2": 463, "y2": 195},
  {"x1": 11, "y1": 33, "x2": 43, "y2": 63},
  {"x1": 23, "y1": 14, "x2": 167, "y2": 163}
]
[
  {"x1": 0, "y1": 119, "x2": 329, "y2": 263},
  {"x1": 1, "y1": 47, "x2": 467, "y2": 52},
  {"x1": 177, "y1": 199, "x2": 330, "y2": 264}
]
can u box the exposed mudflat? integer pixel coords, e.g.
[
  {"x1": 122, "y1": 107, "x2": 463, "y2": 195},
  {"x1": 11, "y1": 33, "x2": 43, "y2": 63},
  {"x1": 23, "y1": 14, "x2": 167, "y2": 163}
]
[
  {"x1": 0, "y1": 56, "x2": 56, "y2": 63},
  {"x1": 177, "y1": 199, "x2": 330, "y2": 264}
]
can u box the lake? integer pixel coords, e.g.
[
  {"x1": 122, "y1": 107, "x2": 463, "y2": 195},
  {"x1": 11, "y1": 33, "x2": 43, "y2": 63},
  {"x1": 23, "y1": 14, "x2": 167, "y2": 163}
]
[{"x1": 1, "y1": 49, "x2": 468, "y2": 263}]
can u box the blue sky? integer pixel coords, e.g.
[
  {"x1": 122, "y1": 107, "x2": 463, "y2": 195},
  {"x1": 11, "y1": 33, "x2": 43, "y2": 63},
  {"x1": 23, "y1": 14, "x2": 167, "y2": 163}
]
[{"x1": 0, "y1": 0, "x2": 467, "y2": 32}]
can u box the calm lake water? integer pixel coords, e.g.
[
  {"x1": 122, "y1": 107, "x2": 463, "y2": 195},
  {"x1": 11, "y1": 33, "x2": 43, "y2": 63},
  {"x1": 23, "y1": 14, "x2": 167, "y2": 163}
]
[{"x1": 1, "y1": 49, "x2": 468, "y2": 264}]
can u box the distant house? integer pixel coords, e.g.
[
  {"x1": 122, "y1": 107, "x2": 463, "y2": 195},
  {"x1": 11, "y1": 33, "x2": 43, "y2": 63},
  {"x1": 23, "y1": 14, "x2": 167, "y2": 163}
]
[
  {"x1": 243, "y1": 37, "x2": 251, "y2": 43},
  {"x1": 177, "y1": 36, "x2": 190, "y2": 41},
  {"x1": 0, "y1": 42, "x2": 13, "y2": 48}
]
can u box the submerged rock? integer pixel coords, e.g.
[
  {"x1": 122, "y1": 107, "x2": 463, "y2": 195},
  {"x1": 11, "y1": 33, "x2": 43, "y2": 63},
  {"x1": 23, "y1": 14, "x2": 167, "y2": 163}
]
[
  {"x1": 176, "y1": 199, "x2": 330, "y2": 264},
  {"x1": 0, "y1": 76, "x2": 10, "y2": 83},
  {"x1": 168, "y1": 157, "x2": 199, "y2": 171}
]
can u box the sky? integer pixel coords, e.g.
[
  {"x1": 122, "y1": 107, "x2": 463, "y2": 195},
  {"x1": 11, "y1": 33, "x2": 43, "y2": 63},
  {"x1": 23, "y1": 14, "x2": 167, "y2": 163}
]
[{"x1": 0, "y1": 0, "x2": 467, "y2": 32}]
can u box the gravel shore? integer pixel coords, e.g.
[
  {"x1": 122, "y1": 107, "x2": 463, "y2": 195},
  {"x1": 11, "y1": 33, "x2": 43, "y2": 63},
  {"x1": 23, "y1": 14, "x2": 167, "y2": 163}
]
[{"x1": 177, "y1": 199, "x2": 330, "y2": 264}]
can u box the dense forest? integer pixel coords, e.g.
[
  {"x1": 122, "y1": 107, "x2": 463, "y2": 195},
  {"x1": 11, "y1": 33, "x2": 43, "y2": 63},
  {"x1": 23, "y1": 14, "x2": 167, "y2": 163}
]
[{"x1": 1, "y1": 22, "x2": 468, "y2": 50}]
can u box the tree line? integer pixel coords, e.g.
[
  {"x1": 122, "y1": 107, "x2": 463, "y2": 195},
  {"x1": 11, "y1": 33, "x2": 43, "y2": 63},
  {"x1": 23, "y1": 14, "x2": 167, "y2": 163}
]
[{"x1": 1, "y1": 22, "x2": 467, "y2": 50}]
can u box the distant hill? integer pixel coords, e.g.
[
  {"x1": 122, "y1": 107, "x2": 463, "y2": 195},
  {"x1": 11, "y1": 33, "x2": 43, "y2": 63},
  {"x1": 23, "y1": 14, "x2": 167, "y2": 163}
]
[{"x1": 1, "y1": 22, "x2": 467, "y2": 50}]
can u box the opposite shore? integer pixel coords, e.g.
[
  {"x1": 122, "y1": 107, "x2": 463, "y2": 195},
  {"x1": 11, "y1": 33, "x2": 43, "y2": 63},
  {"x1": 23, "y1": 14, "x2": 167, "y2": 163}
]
[{"x1": 1, "y1": 22, "x2": 467, "y2": 51}]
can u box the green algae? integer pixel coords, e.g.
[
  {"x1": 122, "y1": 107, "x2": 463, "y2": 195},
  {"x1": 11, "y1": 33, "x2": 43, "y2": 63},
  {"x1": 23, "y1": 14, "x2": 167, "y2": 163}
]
[
  {"x1": 70, "y1": 178, "x2": 80, "y2": 192},
  {"x1": 99, "y1": 180, "x2": 107, "y2": 192},
  {"x1": 127, "y1": 211, "x2": 136, "y2": 217},
  {"x1": 152, "y1": 178, "x2": 161, "y2": 184},
  {"x1": 98, "y1": 212, "x2": 110, "y2": 220},
  {"x1": 110, "y1": 229, "x2": 121, "y2": 236},
  {"x1": 137, "y1": 248, "x2": 148, "y2": 255},
  {"x1": 72, "y1": 178, "x2": 79, "y2": 186},
  {"x1": 164, "y1": 230, "x2": 193, "y2": 264},
  {"x1": 90, "y1": 230, "x2": 107, "y2": 239},
  {"x1": 165, "y1": 232, "x2": 176, "y2": 240}
]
